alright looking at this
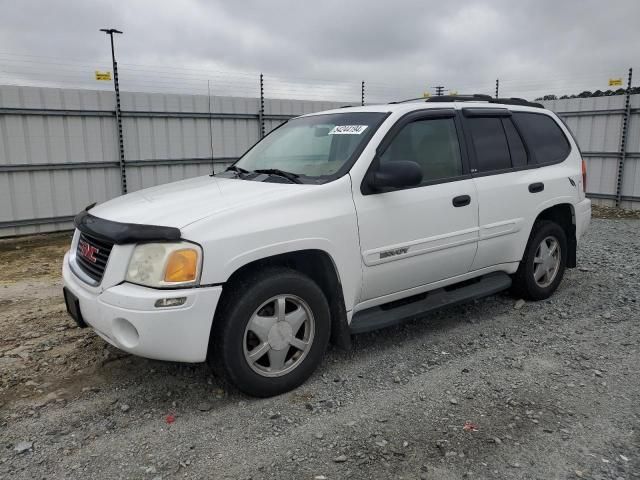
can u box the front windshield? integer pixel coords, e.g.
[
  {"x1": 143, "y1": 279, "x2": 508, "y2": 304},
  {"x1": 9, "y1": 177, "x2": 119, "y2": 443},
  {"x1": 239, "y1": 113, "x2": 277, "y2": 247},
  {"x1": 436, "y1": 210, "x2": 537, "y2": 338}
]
[{"x1": 234, "y1": 112, "x2": 386, "y2": 180}]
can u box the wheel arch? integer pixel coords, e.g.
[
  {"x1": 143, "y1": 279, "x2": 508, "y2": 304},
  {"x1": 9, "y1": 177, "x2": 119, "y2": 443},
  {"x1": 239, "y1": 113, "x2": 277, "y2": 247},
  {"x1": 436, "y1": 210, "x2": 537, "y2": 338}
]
[
  {"x1": 215, "y1": 249, "x2": 351, "y2": 350},
  {"x1": 531, "y1": 202, "x2": 577, "y2": 268}
]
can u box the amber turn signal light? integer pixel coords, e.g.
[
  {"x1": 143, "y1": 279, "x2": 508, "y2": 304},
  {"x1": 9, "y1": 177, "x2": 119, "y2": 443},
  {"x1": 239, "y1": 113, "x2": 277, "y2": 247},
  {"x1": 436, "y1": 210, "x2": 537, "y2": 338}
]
[{"x1": 164, "y1": 249, "x2": 198, "y2": 283}]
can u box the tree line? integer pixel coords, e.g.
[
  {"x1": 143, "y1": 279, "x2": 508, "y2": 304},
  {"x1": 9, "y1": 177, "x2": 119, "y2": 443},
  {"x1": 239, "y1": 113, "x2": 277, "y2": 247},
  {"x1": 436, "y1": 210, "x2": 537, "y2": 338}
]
[{"x1": 535, "y1": 86, "x2": 640, "y2": 101}]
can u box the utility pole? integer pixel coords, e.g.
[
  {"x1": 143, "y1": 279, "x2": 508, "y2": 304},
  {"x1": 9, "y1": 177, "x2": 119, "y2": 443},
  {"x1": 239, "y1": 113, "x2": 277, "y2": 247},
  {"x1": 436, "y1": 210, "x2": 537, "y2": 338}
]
[
  {"x1": 100, "y1": 28, "x2": 127, "y2": 194},
  {"x1": 495, "y1": 78, "x2": 499, "y2": 98},
  {"x1": 361, "y1": 80, "x2": 365, "y2": 106},
  {"x1": 434, "y1": 85, "x2": 445, "y2": 96}
]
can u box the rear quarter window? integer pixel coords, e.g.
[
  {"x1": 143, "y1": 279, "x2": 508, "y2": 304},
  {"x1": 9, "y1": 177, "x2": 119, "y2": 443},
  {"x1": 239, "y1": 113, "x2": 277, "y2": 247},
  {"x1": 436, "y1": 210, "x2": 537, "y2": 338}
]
[{"x1": 512, "y1": 112, "x2": 571, "y2": 165}]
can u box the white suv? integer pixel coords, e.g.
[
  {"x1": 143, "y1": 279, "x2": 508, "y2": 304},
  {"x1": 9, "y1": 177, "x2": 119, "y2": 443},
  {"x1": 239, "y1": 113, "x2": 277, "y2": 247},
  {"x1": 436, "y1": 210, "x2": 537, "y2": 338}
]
[{"x1": 62, "y1": 95, "x2": 591, "y2": 397}]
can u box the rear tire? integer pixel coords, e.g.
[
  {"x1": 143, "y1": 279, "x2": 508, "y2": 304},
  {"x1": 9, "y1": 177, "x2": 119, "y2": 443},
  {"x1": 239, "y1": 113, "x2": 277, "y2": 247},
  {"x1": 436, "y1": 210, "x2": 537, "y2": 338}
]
[
  {"x1": 512, "y1": 220, "x2": 567, "y2": 301},
  {"x1": 208, "y1": 267, "x2": 330, "y2": 397}
]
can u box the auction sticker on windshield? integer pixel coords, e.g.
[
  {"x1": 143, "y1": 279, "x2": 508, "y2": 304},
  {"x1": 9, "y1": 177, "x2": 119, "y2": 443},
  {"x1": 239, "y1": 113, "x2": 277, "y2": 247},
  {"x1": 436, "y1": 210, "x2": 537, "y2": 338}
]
[{"x1": 328, "y1": 125, "x2": 368, "y2": 135}]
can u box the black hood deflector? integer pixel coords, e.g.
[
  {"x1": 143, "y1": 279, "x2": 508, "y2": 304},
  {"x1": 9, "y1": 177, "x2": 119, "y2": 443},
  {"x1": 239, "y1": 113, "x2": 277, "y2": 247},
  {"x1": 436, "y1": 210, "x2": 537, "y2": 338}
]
[{"x1": 74, "y1": 208, "x2": 181, "y2": 244}]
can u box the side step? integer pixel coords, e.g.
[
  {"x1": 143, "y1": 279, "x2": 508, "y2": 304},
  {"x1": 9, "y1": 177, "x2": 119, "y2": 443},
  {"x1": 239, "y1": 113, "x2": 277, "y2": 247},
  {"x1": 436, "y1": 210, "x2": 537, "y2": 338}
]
[{"x1": 349, "y1": 272, "x2": 512, "y2": 334}]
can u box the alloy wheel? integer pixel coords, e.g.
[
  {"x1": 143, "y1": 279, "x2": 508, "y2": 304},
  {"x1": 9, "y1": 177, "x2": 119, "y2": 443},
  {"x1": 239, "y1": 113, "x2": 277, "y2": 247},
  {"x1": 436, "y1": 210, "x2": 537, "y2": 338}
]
[{"x1": 243, "y1": 294, "x2": 315, "y2": 377}]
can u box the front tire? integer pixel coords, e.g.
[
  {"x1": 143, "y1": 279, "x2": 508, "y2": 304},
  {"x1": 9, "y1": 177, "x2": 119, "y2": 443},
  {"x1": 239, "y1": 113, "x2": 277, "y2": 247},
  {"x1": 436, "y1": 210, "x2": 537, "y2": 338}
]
[
  {"x1": 512, "y1": 220, "x2": 567, "y2": 301},
  {"x1": 209, "y1": 267, "x2": 331, "y2": 397}
]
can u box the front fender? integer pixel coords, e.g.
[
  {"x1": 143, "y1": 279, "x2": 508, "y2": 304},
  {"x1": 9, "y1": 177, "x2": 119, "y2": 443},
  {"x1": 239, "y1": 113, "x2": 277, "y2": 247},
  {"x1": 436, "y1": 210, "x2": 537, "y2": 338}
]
[{"x1": 222, "y1": 238, "x2": 345, "y2": 285}]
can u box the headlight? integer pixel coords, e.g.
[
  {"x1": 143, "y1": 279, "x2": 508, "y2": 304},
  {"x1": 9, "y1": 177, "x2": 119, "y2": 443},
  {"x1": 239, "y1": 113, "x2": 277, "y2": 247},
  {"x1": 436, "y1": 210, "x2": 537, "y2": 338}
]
[{"x1": 126, "y1": 242, "x2": 202, "y2": 288}]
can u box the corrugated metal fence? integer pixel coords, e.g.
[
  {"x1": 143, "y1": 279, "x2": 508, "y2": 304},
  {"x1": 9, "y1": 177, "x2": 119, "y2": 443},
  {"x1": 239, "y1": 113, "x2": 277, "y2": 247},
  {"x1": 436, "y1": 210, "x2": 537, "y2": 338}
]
[
  {"x1": 541, "y1": 94, "x2": 640, "y2": 209},
  {"x1": 0, "y1": 85, "x2": 348, "y2": 237},
  {"x1": 1, "y1": 86, "x2": 639, "y2": 237}
]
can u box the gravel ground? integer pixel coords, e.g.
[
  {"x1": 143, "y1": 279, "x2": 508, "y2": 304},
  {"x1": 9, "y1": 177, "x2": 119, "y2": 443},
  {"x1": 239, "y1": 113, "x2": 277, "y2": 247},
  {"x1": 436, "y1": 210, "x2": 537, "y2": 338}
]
[{"x1": 0, "y1": 218, "x2": 639, "y2": 480}]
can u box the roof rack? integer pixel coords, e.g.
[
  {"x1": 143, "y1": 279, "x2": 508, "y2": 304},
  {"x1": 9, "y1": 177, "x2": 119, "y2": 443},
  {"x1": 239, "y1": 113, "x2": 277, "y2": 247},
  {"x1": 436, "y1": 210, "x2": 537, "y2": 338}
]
[
  {"x1": 388, "y1": 94, "x2": 544, "y2": 108},
  {"x1": 425, "y1": 94, "x2": 543, "y2": 108},
  {"x1": 388, "y1": 94, "x2": 493, "y2": 104}
]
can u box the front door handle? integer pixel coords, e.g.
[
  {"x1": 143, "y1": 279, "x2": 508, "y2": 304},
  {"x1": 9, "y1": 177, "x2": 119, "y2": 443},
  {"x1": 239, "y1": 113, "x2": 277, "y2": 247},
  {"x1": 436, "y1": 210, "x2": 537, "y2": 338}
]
[
  {"x1": 529, "y1": 182, "x2": 544, "y2": 193},
  {"x1": 452, "y1": 195, "x2": 471, "y2": 207}
]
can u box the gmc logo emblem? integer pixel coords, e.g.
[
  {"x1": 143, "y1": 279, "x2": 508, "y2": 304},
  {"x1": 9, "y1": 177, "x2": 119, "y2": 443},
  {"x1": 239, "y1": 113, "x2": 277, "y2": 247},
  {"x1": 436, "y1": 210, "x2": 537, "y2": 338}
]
[{"x1": 78, "y1": 240, "x2": 99, "y2": 263}]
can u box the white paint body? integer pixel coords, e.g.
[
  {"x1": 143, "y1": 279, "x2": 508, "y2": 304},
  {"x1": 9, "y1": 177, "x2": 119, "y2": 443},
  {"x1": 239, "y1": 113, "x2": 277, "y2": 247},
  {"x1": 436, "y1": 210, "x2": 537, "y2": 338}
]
[{"x1": 62, "y1": 101, "x2": 592, "y2": 362}]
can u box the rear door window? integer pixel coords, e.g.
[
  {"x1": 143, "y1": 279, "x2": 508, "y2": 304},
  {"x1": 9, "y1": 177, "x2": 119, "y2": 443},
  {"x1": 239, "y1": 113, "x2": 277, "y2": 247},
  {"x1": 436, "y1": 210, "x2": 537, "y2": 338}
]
[
  {"x1": 466, "y1": 117, "x2": 511, "y2": 172},
  {"x1": 512, "y1": 112, "x2": 571, "y2": 164}
]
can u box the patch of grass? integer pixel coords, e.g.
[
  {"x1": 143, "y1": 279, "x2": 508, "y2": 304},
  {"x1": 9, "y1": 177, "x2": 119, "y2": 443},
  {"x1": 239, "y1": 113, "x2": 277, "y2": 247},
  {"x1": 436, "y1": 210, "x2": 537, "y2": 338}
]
[
  {"x1": 0, "y1": 232, "x2": 72, "y2": 282},
  {"x1": 0, "y1": 231, "x2": 73, "y2": 253},
  {"x1": 592, "y1": 204, "x2": 640, "y2": 219}
]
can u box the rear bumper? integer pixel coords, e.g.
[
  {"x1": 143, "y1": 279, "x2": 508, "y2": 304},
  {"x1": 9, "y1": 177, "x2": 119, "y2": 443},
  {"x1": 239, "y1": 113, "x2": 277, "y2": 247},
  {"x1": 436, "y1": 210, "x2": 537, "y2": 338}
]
[
  {"x1": 62, "y1": 252, "x2": 222, "y2": 362},
  {"x1": 575, "y1": 198, "x2": 592, "y2": 243}
]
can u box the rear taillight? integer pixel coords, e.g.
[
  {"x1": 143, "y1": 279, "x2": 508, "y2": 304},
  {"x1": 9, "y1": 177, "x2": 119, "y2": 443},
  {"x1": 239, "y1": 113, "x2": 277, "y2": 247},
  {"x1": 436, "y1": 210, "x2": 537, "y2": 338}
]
[{"x1": 581, "y1": 158, "x2": 587, "y2": 191}]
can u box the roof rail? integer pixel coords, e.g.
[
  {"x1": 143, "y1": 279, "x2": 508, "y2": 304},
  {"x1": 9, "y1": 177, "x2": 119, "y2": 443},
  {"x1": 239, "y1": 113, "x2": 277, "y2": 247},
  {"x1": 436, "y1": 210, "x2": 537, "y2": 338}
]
[
  {"x1": 388, "y1": 94, "x2": 543, "y2": 108},
  {"x1": 388, "y1": 97, "x2": 430, "y2": 104},
  {"x1": 425, "y1": 95, "x2": 543, "y2": 108},
  {"x1": 493, "y1": 97, "x2": 544, "y2": 108},
  {"x1": 426, "y1": 94, "x2": 493, "y2": 102}
]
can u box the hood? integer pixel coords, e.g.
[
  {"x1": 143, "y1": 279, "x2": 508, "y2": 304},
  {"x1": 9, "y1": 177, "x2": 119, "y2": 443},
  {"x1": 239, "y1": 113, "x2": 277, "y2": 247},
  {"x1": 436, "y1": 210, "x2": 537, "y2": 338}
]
[{"x1": 89, "y1": 176, "x2": 306, "y2": 229}]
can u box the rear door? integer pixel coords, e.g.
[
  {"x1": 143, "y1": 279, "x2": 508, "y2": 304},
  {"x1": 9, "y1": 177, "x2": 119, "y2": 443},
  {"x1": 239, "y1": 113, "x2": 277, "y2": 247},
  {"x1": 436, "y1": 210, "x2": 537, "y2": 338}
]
[
  {"x1": 461, "y1": 108, "x2": 573, "y2": 270},
  {"x1": 352, "y1": 109, "x2": 479, "y2": 301}
]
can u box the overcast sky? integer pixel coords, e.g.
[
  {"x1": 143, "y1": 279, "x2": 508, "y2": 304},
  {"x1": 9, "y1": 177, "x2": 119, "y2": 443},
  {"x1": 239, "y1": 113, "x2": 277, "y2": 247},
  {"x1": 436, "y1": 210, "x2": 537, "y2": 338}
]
[{"x1": 0, "y1": 0, "x2": 638, "y2": 102}]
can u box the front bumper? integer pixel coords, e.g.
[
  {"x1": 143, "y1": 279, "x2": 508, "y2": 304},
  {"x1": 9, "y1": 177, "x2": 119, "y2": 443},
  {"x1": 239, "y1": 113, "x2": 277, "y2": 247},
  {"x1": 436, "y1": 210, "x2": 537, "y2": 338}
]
[{"x1": 62, "y1": 252, "x2": 222, "y2": 362}]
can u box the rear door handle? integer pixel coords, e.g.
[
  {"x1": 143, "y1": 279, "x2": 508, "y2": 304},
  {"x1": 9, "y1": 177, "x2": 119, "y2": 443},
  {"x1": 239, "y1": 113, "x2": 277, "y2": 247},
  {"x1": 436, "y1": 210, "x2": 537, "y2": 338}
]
[
  {"x1": 452, "y1": 195, "x2": 471, "y2": 207},
  {"x1": 529, "y1": 182, "x2": 544, "y2": 193}
]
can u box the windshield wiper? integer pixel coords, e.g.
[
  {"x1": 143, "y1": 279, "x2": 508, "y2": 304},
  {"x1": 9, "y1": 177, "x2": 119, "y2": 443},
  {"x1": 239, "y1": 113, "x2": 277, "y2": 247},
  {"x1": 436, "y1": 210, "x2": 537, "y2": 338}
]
[{"x1": 252, "y1": 168, "x2": 302, "y2": 184}]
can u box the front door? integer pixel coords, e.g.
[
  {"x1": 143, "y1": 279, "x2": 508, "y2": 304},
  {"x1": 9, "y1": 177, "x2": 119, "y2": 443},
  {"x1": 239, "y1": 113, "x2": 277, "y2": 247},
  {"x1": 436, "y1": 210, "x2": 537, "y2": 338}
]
[{"x1": 352, "y1": 110, "x2": 479, "y2": 302}]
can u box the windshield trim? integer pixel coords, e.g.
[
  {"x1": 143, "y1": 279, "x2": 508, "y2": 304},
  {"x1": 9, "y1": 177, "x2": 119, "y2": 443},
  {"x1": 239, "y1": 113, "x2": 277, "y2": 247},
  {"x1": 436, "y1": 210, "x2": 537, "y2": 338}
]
[{"x1": 227, "y1": 111, "x2": 392, "y2": 185}]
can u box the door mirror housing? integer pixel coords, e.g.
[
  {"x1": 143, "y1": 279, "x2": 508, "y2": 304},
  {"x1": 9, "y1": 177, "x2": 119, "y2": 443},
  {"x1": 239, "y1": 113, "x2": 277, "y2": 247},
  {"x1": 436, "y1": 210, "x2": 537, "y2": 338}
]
[{"x1": 369, "y1": 160, "x2": 423, "y2": 190}]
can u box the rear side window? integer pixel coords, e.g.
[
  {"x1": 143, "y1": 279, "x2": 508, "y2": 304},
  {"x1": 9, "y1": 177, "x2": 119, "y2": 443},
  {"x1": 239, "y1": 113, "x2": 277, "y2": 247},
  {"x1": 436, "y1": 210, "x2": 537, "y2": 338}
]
[
  {"x1": 512, "y1": 112, "x2": 571, "y2": 164},
  {"x1": 466, "y1": 117, "x2": 511, "y2": 172}
]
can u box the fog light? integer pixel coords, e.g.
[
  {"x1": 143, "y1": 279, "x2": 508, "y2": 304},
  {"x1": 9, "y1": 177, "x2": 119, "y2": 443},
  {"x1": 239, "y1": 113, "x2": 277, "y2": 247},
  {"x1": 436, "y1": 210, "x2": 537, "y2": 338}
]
[
  {"x1": 155, "y1": 297, "x2": 187, "y2": 308},
  {"x1": 112, "y1": 318, "x2": 139, "y2": 348}
]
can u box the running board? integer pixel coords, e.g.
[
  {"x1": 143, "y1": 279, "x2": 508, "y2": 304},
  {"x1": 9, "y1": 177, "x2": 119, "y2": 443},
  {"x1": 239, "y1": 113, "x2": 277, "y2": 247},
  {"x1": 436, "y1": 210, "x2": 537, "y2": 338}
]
[{"x1": 349, "y1": 272, "x2": 512, "y2": 334}]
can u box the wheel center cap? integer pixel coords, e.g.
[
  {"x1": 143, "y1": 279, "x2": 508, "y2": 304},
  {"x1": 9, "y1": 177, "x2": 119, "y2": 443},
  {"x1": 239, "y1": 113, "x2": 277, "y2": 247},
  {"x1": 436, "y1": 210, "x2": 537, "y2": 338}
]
[{"x1": 268, "y1": 322, "x2": 293, "y2": 350}]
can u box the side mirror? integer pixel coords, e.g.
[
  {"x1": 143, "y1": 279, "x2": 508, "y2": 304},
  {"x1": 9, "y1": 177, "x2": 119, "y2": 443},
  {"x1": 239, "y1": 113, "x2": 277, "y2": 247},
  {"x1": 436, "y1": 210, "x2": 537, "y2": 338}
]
[{"x1": 370, "y1": 160, "x2": 423, "y2": 190}]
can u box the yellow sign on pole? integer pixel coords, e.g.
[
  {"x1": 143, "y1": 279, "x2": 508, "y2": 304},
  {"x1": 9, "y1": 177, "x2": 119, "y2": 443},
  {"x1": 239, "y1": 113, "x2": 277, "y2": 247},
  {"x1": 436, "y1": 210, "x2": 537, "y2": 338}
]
[
  {"x1": 608, "y1": 78, "x2": 623, "y2": 87},
  {"x1": 95, "y1": 71, "x2": 112, "y2": 81}
]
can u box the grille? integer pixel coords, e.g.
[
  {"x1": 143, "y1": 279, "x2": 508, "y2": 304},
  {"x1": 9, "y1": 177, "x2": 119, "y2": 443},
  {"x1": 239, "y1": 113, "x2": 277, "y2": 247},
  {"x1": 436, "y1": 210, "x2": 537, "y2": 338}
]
[{"x1": 75, "y1": 232, "x2": 113, "y2": 283}]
